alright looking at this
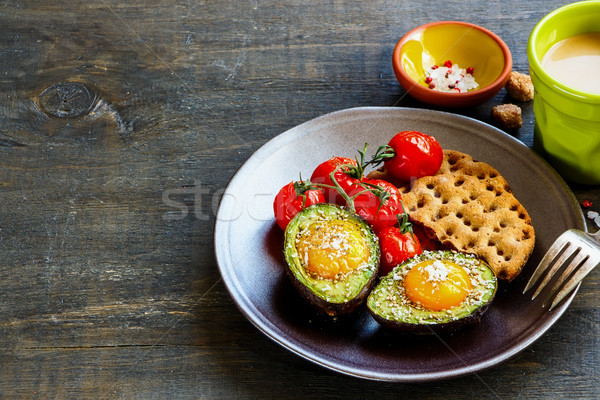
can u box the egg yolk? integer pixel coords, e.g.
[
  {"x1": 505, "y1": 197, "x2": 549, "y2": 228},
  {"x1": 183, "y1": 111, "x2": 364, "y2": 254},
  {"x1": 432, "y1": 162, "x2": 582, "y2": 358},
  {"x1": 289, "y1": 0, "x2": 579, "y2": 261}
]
[
  {"x1": 296, "y1": 219, "x2": 370, "y2": 280},
  {"x1": 404, "y1": 260, "x2": 472, "y2": 311}
]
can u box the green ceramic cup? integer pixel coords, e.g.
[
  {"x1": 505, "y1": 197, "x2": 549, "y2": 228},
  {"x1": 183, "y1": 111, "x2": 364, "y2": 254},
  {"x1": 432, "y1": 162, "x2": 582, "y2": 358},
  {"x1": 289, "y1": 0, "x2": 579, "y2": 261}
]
[{"x1": 528, "y1": 1, "x2": 600, "y2": 185}]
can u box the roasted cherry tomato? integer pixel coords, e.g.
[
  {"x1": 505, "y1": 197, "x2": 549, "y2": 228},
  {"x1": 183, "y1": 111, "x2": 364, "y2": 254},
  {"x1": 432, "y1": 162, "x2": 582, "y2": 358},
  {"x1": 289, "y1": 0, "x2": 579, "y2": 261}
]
[
  {"x1": 350, "y1": 178, "x2": 404, "y2": 233},
  {"x1": 377, "y1": 214, "x2": 423, "y2": 276},
  {"x1": 273, "y1": 181, "x2": 325, "y2": 230},
  {"x1": 384, "y1": 130, "x2": 443, "y2": 183},
  {"x1": 310, "y1": 157, "x2": 360, "y2": 204},
  {"x1": 412, "y1": 223, "x2": 443, "y2": 251}
]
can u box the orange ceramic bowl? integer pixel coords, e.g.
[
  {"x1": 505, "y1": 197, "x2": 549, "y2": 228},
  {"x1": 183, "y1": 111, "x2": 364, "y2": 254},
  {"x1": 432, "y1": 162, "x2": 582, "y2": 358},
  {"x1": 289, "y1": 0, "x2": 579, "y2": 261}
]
[{"x1": 393, "y1": 21, "x2": 512, "y2": 108}]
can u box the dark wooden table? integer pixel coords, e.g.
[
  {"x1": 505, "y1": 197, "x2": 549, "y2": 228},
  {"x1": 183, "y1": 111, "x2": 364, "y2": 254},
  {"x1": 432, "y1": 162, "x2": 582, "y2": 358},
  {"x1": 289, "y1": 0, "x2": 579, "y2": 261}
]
[{"x1": 1, "y1": 1, "x2": 598, "y2": 398}]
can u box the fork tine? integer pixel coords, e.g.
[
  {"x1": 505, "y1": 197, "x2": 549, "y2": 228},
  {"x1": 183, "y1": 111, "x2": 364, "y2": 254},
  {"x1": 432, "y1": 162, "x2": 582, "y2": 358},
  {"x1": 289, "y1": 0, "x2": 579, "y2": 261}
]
[
  {"x1": 549, "y1": 256, "x2": 600, "y2": 310},
  {"x1": 543, "y1": 249, "x2": 588, "y2": 308},
  {"x1": 524, "y1": 228, "x2": 600, "y2": 311},
  {"x1": 529, "y1": 242, "x2": 578, "y2": 300},
  {"x1": 523, "y1": 237, "x2": 570, "y2": 294}
]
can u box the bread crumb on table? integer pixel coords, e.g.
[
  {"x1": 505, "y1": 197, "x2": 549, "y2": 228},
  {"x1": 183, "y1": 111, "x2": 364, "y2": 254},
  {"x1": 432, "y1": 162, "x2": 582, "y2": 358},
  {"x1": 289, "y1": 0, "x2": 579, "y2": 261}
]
[
  {"x1": 505, "y1": 71, "x2": 534, "y2": 101},
  {"x1": 491, "y1": 104, "x2": 522, "y2": 131}
]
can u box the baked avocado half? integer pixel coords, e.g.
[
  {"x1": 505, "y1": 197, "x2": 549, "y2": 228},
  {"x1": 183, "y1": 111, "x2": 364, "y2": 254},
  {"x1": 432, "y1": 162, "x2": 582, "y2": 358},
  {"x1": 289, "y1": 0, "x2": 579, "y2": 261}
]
[
  {"x1": 283, "y1": 203, "x2": 380, "y2": 316},
  {"x1": 367, "y1": 250, "x2": 497, "y2": 333}
]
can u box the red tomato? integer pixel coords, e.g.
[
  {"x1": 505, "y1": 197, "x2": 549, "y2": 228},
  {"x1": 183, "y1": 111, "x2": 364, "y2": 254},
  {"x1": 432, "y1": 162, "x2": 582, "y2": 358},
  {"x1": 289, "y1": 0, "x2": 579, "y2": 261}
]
[
  {"x1": 377, "y1": 223, "x2": 423, "y2": 276},
  {"x1": 350, "y1": 178, "x2": 404, "y2": 233},
  {"x1": 273, "y1": 181, "x2": 325, "y2": 230},
  {"x1": 412, "y1": 223, "x2": 443, "y2": 251},
  {"x1": 310, "y1": 157, "x2": 360, "y2": 204},
  {"x1": 384, "y1": 130, "x2": 443, "y2": 183}
]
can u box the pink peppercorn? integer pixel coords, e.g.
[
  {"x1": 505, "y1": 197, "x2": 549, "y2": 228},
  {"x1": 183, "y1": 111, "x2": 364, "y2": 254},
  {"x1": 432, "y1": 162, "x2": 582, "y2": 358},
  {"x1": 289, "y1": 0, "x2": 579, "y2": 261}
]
[
  {"x1": 583, "y1": 200, "x2": 593, "y2": 208},
  {"x1": 428, "y1": 83, "x2": 435, "y2": 89},
  {"x1": 444, "y1": 60, "x2": 453, "y2": 68},
  {"x1": 425, "y1": 76, "x2": 433, "y2": 84},
  {"x1": 466, "y1": 67, "x2": 474, "y2": 75}
]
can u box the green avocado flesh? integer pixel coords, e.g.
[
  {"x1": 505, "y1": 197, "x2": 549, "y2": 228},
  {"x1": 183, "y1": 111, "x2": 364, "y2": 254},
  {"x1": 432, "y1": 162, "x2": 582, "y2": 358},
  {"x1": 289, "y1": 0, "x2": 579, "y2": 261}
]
[
  {"x1": 283, "y1": 203, "x2": 379, "y2": 314},
  {"x1": 367, "y1": 250, "x2": 497, "y2": 332}
]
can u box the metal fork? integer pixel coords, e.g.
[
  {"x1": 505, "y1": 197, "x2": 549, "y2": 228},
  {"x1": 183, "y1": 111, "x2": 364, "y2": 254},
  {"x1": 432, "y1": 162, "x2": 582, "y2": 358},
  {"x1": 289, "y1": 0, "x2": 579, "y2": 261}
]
[{"x1": 523, "y1": 229, "x2": 600, "y2": 311}]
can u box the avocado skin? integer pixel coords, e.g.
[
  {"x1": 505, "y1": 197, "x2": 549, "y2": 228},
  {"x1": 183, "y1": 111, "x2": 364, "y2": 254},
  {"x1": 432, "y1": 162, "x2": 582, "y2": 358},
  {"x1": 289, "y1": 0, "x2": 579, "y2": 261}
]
[
  {"x1": 369, "y1": 298, "x2": 494, "y2": 334},
  {"x1": 367, "y1": 250, "x2": 497, "y2": 333},
  {"x1": 285, "y1": 266, "x2": 377, "y2": 316},
  {"x1": 283, "y1": 203, "x2": 380, "y2": 316}
]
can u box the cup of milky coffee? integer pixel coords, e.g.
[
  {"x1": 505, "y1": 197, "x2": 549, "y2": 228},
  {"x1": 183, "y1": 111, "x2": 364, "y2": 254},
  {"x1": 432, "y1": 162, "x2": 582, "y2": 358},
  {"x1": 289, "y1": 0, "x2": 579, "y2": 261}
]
[{"x1": 528, "y1": 1, "x2": 600, "y2": 185}]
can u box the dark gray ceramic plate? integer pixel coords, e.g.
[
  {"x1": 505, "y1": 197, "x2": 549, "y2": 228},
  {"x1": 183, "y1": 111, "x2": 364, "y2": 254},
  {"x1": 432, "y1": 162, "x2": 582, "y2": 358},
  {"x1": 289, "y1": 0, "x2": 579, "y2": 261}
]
[{"x1": 214, "y1": 107, "x2": 585, "y2": 381}]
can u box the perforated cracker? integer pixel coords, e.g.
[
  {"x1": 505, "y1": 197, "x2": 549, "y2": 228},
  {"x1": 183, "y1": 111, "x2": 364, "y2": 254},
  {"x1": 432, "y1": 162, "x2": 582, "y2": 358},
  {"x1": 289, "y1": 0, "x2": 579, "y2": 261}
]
[
  {"x1": 400, "y1": 153, "x2": 535, "y2": 281},
  {"x1": 368, "y1": 150, "x2": 511, "y2": 194}
]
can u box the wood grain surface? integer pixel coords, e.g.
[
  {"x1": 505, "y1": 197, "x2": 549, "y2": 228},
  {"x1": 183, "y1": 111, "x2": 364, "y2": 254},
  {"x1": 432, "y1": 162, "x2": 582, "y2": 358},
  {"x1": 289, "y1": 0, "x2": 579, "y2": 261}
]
[{"x1": 0, "y1": 0, "x2": 598, "y2": 399}]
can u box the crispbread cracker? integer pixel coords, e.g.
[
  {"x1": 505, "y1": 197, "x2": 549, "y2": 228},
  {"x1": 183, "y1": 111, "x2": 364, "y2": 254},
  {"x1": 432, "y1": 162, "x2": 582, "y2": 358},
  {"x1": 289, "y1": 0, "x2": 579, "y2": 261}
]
[
  {"x1": 397, "y1": 150, "x2": 535, "y2": 281},
  {"x1": 368, "y1": 150, "x2": 512, "y2": 194}
]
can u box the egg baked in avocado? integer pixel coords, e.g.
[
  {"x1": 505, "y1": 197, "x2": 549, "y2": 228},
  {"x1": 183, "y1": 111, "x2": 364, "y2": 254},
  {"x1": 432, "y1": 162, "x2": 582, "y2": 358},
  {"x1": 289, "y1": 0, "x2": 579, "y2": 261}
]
[
  {"x1": 283, "y1": 203, "x2": 380, "y2": 316},
  {"x1": 367, "y1": 250, "x2": 497, "y2": 333}
]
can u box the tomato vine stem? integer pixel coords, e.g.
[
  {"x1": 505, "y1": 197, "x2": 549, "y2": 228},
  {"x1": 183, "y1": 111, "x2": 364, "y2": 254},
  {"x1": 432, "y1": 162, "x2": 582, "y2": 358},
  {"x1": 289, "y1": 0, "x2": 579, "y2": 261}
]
[{"x1": 310, "y1": 143, "x2": 398, "y2": 213}]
